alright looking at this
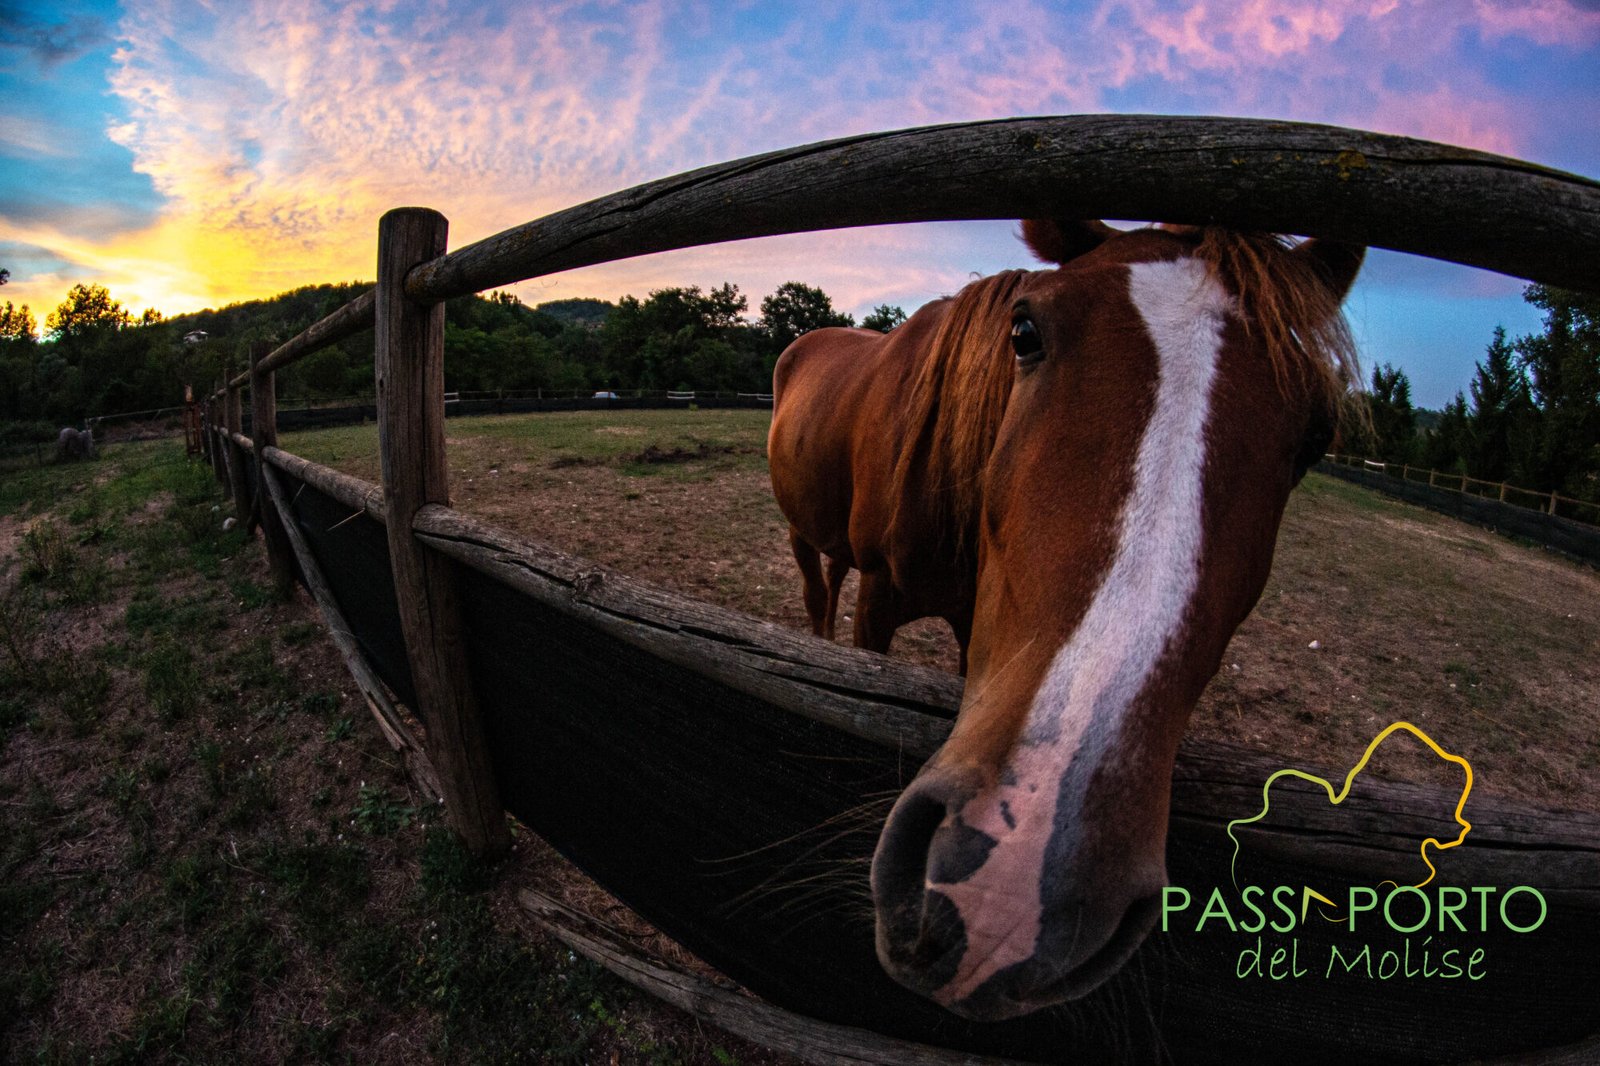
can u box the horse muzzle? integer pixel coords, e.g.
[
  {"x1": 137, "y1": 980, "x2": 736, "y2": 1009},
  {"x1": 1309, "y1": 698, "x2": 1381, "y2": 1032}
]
[{"x1": 870, "y1": 760, "x2": 1167, "y2": 1020}]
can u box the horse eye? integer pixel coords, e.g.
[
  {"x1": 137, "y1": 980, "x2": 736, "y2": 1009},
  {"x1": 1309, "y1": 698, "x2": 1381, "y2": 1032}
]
[{"x1": 1011, "y1": 317, "x2": 1043, "y2": 363}]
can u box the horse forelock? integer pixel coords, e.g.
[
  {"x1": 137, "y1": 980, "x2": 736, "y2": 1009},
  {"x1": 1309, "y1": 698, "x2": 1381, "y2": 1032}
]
[{"x1": 1188, "y1": 228, "x2": 1361, "y2": 417}]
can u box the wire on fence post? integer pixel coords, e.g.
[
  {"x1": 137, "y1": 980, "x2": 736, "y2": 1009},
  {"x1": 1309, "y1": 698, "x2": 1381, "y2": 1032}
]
[{"x1": 375, "y1": 206, "x2": 510, "y2": 859}]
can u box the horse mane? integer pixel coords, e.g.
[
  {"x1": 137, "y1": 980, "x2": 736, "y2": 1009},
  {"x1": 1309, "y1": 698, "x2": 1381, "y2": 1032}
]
[
  {"x1": 887, "y1": 227, "x2": 1361, "y2": 547},
  {"x1": 888, "y1": 269, "x2": 1030, "y2": 550}
]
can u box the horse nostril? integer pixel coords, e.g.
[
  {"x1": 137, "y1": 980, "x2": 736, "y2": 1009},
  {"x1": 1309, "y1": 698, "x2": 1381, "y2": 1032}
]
[
  {"x1": 873, "y1": 787, "x2": 948, "y2": 907},
  {"x1": 873, "y1": 767, "x2": 987, "y2": 916}
]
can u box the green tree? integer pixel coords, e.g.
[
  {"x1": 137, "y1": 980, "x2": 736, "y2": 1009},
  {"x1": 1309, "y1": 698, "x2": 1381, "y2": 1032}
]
[
  {"x1": 1513, "y1": 285, "x2": 1600, "y2": 498},
  {"x1": 600, "y1": 284, "x2": 753, "y2": 389},
  {"x1": 45, "y1": 283, "x2": 132, "y2": 340},
  {"x1": 1360, "y1": 362, "x2": 1416, "y2": 463},
  {"x1": 0, "y1": 301, "x2": 36, "y2": 342},
  {"x1": 759, "y1": 282, "x2": 853, "y2": 352},
  {"x1": 1466, "y1": 326, "x2": 1532, "y2": 483},
  {"x1": 1422, "y1": 392, "x2": 1471, "y2": 472},
  {"x1": 861, "y1": 304, "x2": 907, "y2": 332},
  {"x1": 0, "y1": 300, "x2": 39, "y2": 420}
]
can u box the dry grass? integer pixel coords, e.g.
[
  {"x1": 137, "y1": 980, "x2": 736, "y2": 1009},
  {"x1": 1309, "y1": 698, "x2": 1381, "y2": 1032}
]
[{"x1": 287, "y1": 409, "x2": 1600, "y2": 813}]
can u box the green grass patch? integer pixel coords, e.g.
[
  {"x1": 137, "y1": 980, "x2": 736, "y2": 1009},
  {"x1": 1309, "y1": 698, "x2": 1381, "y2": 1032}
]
[{"x1": 142, "y1": 640, "x2": 202, "y2": 725}]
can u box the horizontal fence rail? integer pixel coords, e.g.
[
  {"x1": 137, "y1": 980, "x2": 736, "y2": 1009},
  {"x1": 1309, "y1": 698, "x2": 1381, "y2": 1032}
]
[
  {"x1": 1326, "y1": 453, "x2": 1600, "y2": 524},
  {"x1": 214, "y1": 115, "x2": 1600, "y2": 404},
  {"x1": 192, "y1": 114, "x2": 1600, "y2": 1064},
  {"x1": 405, "y1": 115, "x2": 1600, "y2": 303}
]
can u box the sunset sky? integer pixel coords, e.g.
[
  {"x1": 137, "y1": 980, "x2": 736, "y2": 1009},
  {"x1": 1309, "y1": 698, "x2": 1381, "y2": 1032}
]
[{"x1": 3, "y1": 0, "x2": 1598, "y2": 407}]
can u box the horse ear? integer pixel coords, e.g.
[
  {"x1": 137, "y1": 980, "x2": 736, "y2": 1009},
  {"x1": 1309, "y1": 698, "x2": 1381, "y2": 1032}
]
[
  {"x1": 1295, "y1": 239, "x2": 1364, "y2": 304},
  {"x1": 1020, "y1": 219, "x2": 1116, "y2": 265}
]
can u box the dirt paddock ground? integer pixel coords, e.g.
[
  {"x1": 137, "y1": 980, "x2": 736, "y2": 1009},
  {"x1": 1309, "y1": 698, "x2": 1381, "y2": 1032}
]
[{"x1": 287, "y1": 408, "x2": 1600, "y2": 815}]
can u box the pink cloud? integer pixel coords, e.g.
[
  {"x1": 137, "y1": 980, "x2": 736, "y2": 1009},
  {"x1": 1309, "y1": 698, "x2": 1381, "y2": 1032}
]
[{"x1": 14, "y1": 0, "x2": 1588, "y2": 323}]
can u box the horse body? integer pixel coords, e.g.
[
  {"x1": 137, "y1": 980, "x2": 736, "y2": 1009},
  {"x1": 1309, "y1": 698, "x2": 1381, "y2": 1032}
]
[
  {"x1": 769, "y1": 302, "x2": 981, "y2": 656},
  {"x1": 768, "y1": 221, "x2": 1362, "y2": 1020}
]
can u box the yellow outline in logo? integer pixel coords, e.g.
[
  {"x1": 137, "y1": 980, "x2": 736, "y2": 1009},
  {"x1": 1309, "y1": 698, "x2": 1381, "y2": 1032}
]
[{"x1": 1226, "y1": 721, "x2": 1474, "y2": 893}]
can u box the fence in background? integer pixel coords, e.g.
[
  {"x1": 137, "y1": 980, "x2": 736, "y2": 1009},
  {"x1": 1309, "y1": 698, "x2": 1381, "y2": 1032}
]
[
  {"x1": 1318, "y1": 455, "x2": 1600, "y2": 567},
  {"x1": 1325, "y1": 453, "x2": 1600, "y2": 525}
]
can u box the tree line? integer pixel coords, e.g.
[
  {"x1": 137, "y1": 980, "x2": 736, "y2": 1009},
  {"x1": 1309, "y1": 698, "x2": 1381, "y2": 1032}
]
[
  {"x1": 1352, "y1": 284, "x2": 1599, "y2": 505},
  {"x1": 0, "y1": 270, "x2": 907, "y2": 444},
  {"x1": 2, "y1": 267, "x2": 1595, "y2": 508}
]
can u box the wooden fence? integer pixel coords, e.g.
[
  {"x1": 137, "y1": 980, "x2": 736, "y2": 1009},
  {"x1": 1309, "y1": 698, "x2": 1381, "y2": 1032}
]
[
  {"x1": 1325, "y1": 453, "x2": 1600, "y2": 525},
  {"x1": 198, "y1": 116, "x2": 1600, "y2": 1065}
]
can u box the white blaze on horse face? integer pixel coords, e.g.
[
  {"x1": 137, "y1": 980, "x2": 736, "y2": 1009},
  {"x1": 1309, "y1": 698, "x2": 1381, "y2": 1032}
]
[{"x1": 931, "y1": 257, "x2": 1230, "y2": 1005}]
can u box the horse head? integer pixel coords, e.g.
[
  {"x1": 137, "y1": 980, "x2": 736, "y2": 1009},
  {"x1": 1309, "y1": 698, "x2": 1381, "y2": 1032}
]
[{"x1": 871, "y1": 221, "x2": 1362, "y2": 1019}]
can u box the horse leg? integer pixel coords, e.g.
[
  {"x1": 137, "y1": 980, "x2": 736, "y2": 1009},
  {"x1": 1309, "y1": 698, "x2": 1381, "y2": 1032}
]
[
  {"x1": 853, "y1": 568, "x2": 901, "y2": 655},
  {"x1": 788, "y1": 526, "x2": 829, "y2": 637},
  {"x1": 822, "y1": 555, "x2": 850, "y2": 641}
]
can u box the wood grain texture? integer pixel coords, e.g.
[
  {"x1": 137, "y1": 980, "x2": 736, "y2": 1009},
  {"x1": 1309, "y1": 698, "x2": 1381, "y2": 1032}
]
[
  {"x1": 261, "y1": 446, "x2": 387, "y2": 524},
  {"x1": 249, "y1": 342, "x2": 296, "y2": 599},
  {"x1": 375, "y1": 207, "x2": 510, "y2": 858},
  {"x1": 405, "y1": 115, "x2": 1600, "y2": 304},
  {"x1": 412, "y1": 502, "x2": 960, "y2": 758}
]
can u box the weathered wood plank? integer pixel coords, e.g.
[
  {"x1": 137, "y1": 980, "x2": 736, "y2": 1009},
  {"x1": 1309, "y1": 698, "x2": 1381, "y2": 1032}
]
[
  {"x1": 519, "y1": 888, "x2": 1042, "y2": 1066},
  {"x1": 412, "y1": 502, "x2": 960, "y2": 758},
  {"x1": 261, "y1": 445, "x2": 387, "y2": 523},
  {"x1": 410, "y1": 499, "x2": 1600, "y2": 891},
  {"x1": 406, "y1": 116, "x2": 1600, "y2": 304},
  {"x1": 375, "y1": 207, "x2": 510, "y2": 858},
  {"x1": 227, "y1": 288, "x2": 376, "y2": 389},
  {"x1": 259, "y1": 461, "x2": 443, "y2": 802}
]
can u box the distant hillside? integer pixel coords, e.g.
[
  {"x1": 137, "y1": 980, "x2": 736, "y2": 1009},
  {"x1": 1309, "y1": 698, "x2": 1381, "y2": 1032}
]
[{"x1": 535, "y1": 298, "x2": 614, "y2": 328}]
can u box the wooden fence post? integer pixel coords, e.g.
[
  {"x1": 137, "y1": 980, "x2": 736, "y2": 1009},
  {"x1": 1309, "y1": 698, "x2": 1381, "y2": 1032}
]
[
  {"x1": 209, "y1": 386, "x2": 227, "y2": 488},
  {"x1": 224, "y1": 378, "x2": 254, "y2": 527},
  {"x1": 1550, "y1": 490, "x2": 1560, "y2": 516},
  {"x1": 200, "y1": 400, "x2": 211, "y2": 466},
  {"x1": 375, "y1": 207, "x2": 509, "y2": 858},
  {"x1": 249, "y1": 342, "x2": 296, "y2": 600},
  {"x1": 1500, "y1": 481, "x2": 1509, "y2": 501}
]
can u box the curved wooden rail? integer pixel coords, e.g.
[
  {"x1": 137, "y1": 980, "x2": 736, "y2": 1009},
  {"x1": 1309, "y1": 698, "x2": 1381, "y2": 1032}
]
[
  {"x1": 216, "y1": 114, "x2": 1600, "y2": 401},
  {"x1": 407, "y1": 115, "x2": 1600, "y2": 303}
]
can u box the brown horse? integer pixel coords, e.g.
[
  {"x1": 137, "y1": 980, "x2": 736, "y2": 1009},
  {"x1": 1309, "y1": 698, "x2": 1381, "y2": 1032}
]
[{"x1": 767, "y1": 221, "x2": 1361, "y2": 1020}]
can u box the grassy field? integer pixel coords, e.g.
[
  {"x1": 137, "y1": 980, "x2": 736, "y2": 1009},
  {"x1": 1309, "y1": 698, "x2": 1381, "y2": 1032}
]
[
  {"x1": 0, "y1": 441, "x2": 789, "y2": 1064},
  {"x1": 284, "y1": 409, "x2": 1600, "y2": 812}
]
